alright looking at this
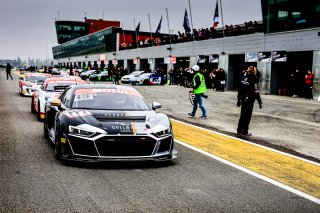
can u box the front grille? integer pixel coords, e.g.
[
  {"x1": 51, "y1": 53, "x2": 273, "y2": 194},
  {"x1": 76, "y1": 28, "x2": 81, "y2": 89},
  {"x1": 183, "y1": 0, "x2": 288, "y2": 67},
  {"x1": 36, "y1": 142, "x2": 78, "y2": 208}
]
[
  {"x1": 95, "y1": 136, "x2": 156, "y2": 156},
  {"x1": 68, "y1": 136, "x2": 99, "y2": 156}
]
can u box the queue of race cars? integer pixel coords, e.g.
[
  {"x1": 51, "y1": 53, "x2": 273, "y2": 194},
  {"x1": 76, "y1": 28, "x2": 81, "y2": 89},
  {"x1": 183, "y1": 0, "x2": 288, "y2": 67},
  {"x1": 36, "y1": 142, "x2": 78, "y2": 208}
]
[{"x1": 17, "y1": 69, "x2": 177, "y2": 163}]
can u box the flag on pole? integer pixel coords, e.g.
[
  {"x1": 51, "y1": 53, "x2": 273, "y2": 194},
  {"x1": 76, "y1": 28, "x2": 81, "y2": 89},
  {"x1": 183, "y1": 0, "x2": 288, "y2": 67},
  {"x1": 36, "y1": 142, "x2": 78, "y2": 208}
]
[
  {"x1": 183, "y1": 9, "x2": 191, "y2": 33},
  {"x1": 135, "y1": 22, "x2": 140, "y2": 34},
  {"x1": 132, "y1": 22, "x2": 140, "y2": 41},
  {"x1": 155, "y1": 16, "x2": 162, "y2": 35},
  {"x1": 213, "y1": 0, "x2": 219, "y2": 28}
]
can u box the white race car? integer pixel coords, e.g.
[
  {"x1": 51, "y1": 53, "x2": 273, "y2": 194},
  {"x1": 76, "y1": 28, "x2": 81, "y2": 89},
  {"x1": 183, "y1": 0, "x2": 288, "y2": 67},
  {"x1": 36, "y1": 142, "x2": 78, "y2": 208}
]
[
  {"x1": 120, "y1": 71, "x2": 144, "y2": 84},
  {"x1": 31, "y1": 77, "x2": 86, "y2": 121},
  {"x1": 19, "y1": 73, "x2": 51, "y2": 96}
]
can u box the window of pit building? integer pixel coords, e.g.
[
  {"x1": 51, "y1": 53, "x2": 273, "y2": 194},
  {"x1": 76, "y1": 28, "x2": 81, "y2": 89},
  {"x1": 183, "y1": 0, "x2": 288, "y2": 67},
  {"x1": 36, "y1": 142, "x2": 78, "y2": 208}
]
[{"x1": 261, "y1": 0, "x2": 320, "y2": 33}]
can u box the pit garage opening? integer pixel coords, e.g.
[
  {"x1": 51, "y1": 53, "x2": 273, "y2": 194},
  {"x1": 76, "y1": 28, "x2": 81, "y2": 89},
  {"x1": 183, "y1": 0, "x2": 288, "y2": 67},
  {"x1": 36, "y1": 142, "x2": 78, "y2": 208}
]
[{"x1": 270, "y1": 51, "x2": 313, "y2": 96}]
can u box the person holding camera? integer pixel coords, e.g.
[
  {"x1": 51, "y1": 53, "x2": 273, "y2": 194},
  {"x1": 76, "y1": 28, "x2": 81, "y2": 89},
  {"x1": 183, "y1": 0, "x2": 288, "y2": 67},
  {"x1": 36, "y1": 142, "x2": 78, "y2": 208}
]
[
  {"x1": 188, "y1": 65, "x2": 208, "y2": 119},
  {"x1": 237, "y1": 66, "x2": 262, "y2": 136}
]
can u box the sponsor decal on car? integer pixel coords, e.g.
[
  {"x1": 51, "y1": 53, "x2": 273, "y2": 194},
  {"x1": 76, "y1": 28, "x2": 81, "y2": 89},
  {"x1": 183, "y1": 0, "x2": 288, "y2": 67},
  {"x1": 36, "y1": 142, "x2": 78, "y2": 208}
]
[
  {"x1": 74, "y1": 88, "x2": 142, "y2": 97},
  {"x1": 63, "y1": 110, "x2": 92, "y2": 119}
]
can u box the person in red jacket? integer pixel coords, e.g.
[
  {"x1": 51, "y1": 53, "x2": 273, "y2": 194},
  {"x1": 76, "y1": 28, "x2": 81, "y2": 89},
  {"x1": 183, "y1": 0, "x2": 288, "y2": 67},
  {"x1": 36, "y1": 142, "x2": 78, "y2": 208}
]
[{"x1": 305, "y1": 70, "x2": 314, "y2": 100}]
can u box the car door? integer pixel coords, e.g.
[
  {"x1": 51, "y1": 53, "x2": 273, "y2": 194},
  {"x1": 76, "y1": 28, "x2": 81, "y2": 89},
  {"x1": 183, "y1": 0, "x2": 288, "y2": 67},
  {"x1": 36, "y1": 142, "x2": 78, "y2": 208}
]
[
  {"x1": 54, "y1": 88, "x2": 74, "y2": 132},
  {"x1": 34, "y1": 84, "x2": 45, "y2": 112}
]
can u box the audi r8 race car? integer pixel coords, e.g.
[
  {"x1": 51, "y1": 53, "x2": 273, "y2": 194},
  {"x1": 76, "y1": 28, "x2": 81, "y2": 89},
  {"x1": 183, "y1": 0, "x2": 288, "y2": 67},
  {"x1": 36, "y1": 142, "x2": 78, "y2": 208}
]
[
  {"x1": 130, "y1": 72, "x2": 166, "y2": 85},
  {"x1": 19, "y1": 73, "x2": 51, "y2": 96},
  {"x1": 31, "y1": 77, "x2": 86, "y2": 121},
  {"x1": 44, "y1": 84, "x2": 177, "y2": 162},
  {"x1": 120, "y1": 71, "x2": 144, "y2": 84}
]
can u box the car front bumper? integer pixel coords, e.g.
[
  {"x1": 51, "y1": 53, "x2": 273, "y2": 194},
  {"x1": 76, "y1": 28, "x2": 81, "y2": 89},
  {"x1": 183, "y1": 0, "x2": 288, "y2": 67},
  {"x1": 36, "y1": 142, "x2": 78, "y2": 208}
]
[
  {"x1": 22, "y1": 86, "x2": 36, "y2": 96},
  {"x1": 60, "y1": 134, "x2": 177, "y2": 162}
]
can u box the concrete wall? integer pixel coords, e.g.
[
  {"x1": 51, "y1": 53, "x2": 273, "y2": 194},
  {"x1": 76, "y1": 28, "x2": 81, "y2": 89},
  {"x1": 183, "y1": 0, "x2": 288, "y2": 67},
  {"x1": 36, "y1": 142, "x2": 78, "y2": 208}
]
[
  {"x1": 257, "y1": 62, "x2": 271, "y2": 95},
  {"x1": 313, "y1": 51, "x2": 320, "y2": 100}
]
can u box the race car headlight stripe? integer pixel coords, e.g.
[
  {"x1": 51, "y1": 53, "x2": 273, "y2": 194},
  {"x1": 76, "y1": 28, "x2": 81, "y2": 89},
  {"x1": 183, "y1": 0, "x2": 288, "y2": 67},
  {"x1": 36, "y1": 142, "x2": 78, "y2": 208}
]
[
  {"x1": 153, "y1": 128, "x2": 171, "y2": 138},
  {"x1": 69, "y1": 126, "x2": 96, "y2": 137}
]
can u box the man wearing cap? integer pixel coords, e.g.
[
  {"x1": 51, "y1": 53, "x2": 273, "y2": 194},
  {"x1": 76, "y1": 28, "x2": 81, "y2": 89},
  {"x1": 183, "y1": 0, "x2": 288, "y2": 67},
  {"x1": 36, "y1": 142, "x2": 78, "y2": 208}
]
[
  {"x1": 237, "y1": 66, "x2": 261, "y2": 136},
  {"x1": 188, "y1": 65, "x2": 208, "y2": 119}
]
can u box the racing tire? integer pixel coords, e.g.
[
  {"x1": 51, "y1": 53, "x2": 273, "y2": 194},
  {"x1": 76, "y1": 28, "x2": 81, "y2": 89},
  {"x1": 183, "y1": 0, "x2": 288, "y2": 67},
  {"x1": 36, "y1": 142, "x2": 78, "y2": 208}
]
[
  {"x1": 31, "y1": 98, "x2": 35, "y2": 113},
  {"x1": 19, "y1": 86, "x2": 23, "y2": 96},
  {"x1": 143, "y1": 80, "x2": 149, "y2": 85},
  {"x1": 37, "y1": 102, "x2": 42, "y2": 121},
  {"x1": 43, "y1": 116, "x2": 49, "y2": 139},
  {"x1": 54, "y1": 129, "x2": 63, "y2": 161}
]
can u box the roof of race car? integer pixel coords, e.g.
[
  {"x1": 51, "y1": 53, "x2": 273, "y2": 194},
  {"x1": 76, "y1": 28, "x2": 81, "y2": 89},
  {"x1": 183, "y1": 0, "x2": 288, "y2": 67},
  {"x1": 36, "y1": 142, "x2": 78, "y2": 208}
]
[
  {"x1": 70, "y1": 84, "x2": 143, "y2": 97},
  {"x1": 70, "y1": 84, "x2": 138, "y2": 90},
  {"x1": 25, "y1": 73, "x2": 51, "y2": 76},
  {"x1": 44, "y1": 77, "x2": 86, "y2": 85}
]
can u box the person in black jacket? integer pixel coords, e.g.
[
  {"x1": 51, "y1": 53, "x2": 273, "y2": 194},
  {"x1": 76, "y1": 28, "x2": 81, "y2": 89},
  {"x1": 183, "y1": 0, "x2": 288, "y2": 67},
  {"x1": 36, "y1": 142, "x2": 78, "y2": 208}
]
[
  {"x1": 6, "y1": 63, "x2": 13, "y2": 80},
  {"x1": 237, "y1": 66, "x2": 261, "y2": 136}
]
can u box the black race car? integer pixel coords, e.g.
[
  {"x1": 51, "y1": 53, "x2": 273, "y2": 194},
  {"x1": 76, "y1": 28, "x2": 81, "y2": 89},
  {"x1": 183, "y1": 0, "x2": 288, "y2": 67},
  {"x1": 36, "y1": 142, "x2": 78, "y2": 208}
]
[{"x1": 44, "y1": 84, "x2": 177, "y2": 162}]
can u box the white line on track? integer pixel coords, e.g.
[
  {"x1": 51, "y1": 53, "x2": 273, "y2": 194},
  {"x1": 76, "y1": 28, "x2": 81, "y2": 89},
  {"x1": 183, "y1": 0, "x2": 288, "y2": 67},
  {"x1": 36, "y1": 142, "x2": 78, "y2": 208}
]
[{"x1": 175, "y1": 139, "x2": 320, "y2": 204}]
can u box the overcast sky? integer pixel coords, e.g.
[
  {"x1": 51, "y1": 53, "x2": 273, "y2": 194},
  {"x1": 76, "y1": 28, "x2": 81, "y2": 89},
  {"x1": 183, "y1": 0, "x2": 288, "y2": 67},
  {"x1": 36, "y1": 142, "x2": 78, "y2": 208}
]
[{"x1": 0, "y1": 0, "x2": 262, "y2": 60}]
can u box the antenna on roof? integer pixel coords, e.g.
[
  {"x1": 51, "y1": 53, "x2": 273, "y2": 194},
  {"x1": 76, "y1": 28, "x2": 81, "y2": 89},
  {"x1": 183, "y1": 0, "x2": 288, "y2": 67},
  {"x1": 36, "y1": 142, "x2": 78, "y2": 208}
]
[{"x1": 84, "y1": 11, "x2": 87, "y2": 19}]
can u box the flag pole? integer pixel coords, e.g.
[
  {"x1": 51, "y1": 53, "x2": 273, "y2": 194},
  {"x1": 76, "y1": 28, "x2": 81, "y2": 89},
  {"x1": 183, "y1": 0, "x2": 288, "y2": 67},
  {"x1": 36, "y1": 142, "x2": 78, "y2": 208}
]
[
  {"x1": 148, "y1": 14, "x2": 153, "y2": 46},
  {"x1": 188, "y1": 0, "x2": 195, "y2": 41},
  {"x1": 121, "y1": 23, "x2": 126, "y2": 44},
  {"x1": 166, "y1": 8, "x2": 172, "y2": 48},
  {"x1": 219, "y1": 0, "x2": 225, "y2": 37},
  {"x1": 133, "y1": 19, "x2": 138, "y2": 48}
]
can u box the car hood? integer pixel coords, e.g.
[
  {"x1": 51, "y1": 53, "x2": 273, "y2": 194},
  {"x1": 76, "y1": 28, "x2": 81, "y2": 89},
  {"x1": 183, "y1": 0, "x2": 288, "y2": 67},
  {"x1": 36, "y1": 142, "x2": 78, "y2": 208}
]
[{"x1": 61, "y1": 109, "x2": 170, "y2": 135}]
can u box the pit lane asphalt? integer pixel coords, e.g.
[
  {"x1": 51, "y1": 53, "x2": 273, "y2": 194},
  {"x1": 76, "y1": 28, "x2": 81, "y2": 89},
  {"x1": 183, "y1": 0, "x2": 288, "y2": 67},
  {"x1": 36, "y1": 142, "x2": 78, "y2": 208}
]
[
  {"x1": 0, "y1": 70, "x2": 319, "y2": 212},
  {"x1": 131, "y1": 83, "x2": 320, "y2": 161}
]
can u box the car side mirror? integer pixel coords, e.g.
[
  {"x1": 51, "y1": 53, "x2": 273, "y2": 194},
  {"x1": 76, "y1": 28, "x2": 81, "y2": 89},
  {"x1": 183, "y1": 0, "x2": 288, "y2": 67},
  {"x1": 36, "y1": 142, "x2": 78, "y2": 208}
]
[
  {"x1": 37, "y1": 80, "x2": 44, "y2": 85},
  {"x1": 152, "y1": 102, "x2": 161, "y2": 110},
  {"x1": 50, "y1": 99, "x2": 61, "y2": 107}
]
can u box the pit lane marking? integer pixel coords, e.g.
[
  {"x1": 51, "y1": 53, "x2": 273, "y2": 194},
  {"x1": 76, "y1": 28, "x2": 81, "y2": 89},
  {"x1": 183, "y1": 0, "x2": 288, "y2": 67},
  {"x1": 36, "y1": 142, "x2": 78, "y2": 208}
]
[{"x1": 171, "y1": 119, "x2": 320, "y2": 203}]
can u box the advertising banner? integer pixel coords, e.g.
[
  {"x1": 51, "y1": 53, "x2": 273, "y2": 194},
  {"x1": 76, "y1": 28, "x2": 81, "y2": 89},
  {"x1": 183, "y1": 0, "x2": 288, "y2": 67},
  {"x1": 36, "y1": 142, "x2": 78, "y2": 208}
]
[
  {"x1": 99, "y1": 54, "x2": 106, "y2": 62},
  {"x1": 170, "y1": 56, "x2": 177, "y2": 64},
  {"x1": 245, "y1": 51, "x2": 258, "y2": 62},
  {"x1": 197, "y1": 55, "x2": 208, "y2": 63},
  {"x1": 209, "y1": 54, "x2": 219, "y2": 63},
  {"x1": 272, "y1": 51, "x2": 287, "y2": 62},
  {"x1": 133, "y1": 58, "x2": 138, "y2": 65},
  {"x1": 164, "y1": 57, "x2": 170, "y2": 64},
  {"x1": 148, "y1": 58, "x2": 154, "y2": 64},
  {"x1": 258, "y1": 52, "x2": 272, "y2": 62}
]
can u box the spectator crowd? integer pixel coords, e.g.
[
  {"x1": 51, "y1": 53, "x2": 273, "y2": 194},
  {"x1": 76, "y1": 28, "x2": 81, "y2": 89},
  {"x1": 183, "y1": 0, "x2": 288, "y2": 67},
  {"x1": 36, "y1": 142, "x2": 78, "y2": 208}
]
[{"x1": 119, "y1": 20, "x2": 263, "y2": 50}]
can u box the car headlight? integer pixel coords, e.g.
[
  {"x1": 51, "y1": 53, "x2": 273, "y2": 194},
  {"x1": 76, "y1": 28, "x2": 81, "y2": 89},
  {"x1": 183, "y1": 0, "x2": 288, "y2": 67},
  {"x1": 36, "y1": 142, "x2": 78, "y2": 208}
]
[
  {"x1": 69, "y1": 126, "x2": 95, "y2": 137},
  {"x1": 153, "y1": 127, "x2": 171, "y2": 138}
]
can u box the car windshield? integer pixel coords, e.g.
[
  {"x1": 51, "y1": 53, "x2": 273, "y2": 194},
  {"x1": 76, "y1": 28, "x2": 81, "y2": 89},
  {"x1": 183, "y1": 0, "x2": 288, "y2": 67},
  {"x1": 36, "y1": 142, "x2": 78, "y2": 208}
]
[
  {"x1": 139, "y1": 73, "x2": 153, "y2": 77},
  {"x1": 131, "y1": 71, "x2": 143, "y2": 77},
  {"x1": 46, "y1": 82, "x2": 75, "y2": 91},
  {"x1": 25, "y1": 76, "x2": 48, "y2": 81},
  {"x1": 72, "y1": 88, "x2": 150, "y2": 110}
]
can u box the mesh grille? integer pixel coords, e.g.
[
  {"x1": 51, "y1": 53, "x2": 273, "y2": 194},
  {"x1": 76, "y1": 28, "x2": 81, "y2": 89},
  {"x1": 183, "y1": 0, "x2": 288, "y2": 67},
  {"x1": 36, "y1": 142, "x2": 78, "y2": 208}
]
[
  {"x1": 95, "y1": 136, "x2": 156, "y2": 156},
  {"x1": 68, "y1": 136, "x2": 99, "y2": 156}
]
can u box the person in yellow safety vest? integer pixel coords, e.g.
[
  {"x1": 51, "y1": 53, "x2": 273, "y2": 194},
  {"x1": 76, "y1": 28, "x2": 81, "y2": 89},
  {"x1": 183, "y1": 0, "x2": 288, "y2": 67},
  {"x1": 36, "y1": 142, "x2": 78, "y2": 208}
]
[{"x1": 188, "y1": 65, "x2": 208, "y2": 119}]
